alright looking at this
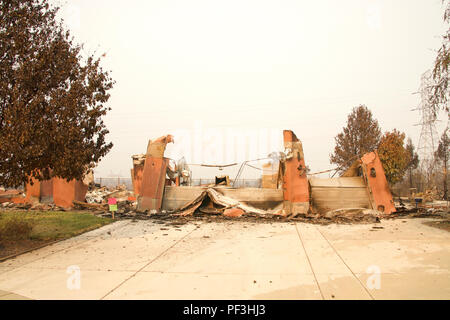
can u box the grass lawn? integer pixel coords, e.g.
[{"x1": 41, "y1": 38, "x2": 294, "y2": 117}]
[{"x1": 0, "y1": 210, "x2": 113, "y2": 259}]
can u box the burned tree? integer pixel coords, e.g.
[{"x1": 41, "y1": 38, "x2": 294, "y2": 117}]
[
  {"x1": 430, "y1": 0, "x2": 450, "y2": 114},
  {"x1": 0, "y1": 0, "x2": 114, "y2": 187},
  {"x1": 330, "y1": 105, "x2": 381, "y2": 172},
  {"x1": 435, "y1": 128, "x2": 449, "y2": 200},
  {"x1": 405, "y1": 138, "x2": 420, "y2": 188}
]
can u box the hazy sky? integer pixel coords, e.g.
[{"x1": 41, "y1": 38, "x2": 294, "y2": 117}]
[{"x1": 53, "y1": 0, "x2": 448, "y2": 180}]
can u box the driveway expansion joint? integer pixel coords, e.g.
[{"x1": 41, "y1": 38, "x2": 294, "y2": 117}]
[{"x1": 100, "y1": 222, "x2": 203, "y2": 300}]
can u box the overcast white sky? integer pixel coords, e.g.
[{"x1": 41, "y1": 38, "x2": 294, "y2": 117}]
[{"x1": 53, "y1": 0, "x2": 448, "y2": 180}]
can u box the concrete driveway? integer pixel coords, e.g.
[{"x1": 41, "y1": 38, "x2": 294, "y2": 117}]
[{"x1": 0, "y1": 217, "x2": 449, "y2": 300}]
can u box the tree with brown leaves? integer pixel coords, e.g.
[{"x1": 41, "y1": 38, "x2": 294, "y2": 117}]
[
  {"x1": 0, "y1": 0, "x2": 114, "y2": 187},
  {"x1": 330, "y1": 105, "x2": 382, "y2": 172},
  {"x1": 378, "y1": 130, "x2": 409, "y2": 185}
]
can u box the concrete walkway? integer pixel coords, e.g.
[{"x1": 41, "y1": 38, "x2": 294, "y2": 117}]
[{"x1": 0, "y1": 218, "x2": 448, "y2": 299}]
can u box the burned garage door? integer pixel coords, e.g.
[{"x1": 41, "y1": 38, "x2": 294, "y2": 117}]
[
  {"x1": 162, "y1": 186, "x2": 284, "y2": 212},
  {"x1": 309, "y1": 177, "x2": 372, "y2": 213}
]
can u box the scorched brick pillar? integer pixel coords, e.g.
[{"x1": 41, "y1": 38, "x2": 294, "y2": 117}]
[{"x1": 282, "y1": 130, "x2": 310, "y2": 216}]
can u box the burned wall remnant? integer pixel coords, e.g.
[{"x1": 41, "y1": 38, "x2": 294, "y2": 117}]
[
  {"x1": 360, "y1": 151, "x2": 396, "y2": 214},
  {"x1": 282, "y1": 130, "x2": 310, "y2": 216},
  {"x1": 24, "y1": 175, "x2": 89, "y2": 208},
  {"x1": 52, "y1": 177, "x2": 88, "y2": 208},
  {"x1": 131, "y1": 154, "x2": 145, "y2": 196},
  {"x1": 136, "y1": 135, "x2": 174, "y2": 212},
  {"x1": 329, "y1": 150, "x2": 396, "y2": 214}
]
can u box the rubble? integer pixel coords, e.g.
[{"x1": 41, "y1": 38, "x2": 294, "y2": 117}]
[
  {"x1": 73, "y1": 200, "x2": 108, "y2": 211},
  {"x1": 85, "y1": 186, "x2": 111, "y2": 203},
  {"x1": 0, "y1": 201, "x2": 70, "y2": 211},
  {"x1": 85, "y1": 184, "x2": 134, "y2": 204},
  {"x1": 223, "y1": 208, "x2": 245, "y2": 218},
  {"x1": 388, "y1": 205, "x2": 449, "y2": 219},
  {"x1": 394, "y1": 197, "x2": 449, "y2": 215},
  {"x1": 322, "y1": 208, "x2": 382, "y2": 223},
  {"x1": 174, "y1": 188, "x2": 269, "y2": 217},
  {"x1": 410, "y1": 188, "x2": 440, "y2": 203},
  {"x1": 106, "y1": 187, "x2": 135, "y2": 202},
  {"x1": 80, "y1": 184, "x2": 137, "y2": 215},
  {"x1": 323, "y1": 208, "x2": 382, "y2": 219},
  {"x1": 1, "y1": 202, "x2": 14, "y2": 208},
  {"x1": 0, "y1": 189, "x2": 25, "y2": 204}
]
